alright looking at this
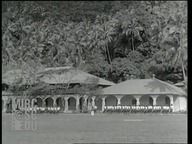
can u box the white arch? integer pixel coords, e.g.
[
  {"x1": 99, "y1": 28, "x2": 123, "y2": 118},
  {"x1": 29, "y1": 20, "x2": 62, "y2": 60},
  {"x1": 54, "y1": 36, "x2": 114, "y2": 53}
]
[
  {"x1": 67, "y1": 95, "x2": 78, "y2": 99},
  {"x1": 35, "y1": 96, "x2": 43, "y2": 100},
  {"x1": 43, "y1": 95, "x2": 53, "y2": 101}
]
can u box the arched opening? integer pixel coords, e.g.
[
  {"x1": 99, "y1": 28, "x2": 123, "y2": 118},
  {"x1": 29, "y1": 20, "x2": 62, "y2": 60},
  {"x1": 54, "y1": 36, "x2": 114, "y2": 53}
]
[
  {"x1": 156, "y1": 95, "x2": 170, "y2": 106},
  {"x1": 2, "y1": 83, "x2": 9, "y2": 91},
  {"x1": 140, "y1": 95, "x2": 153, "y2": 106},
  {"x1": 149, "y1": 97, "x2": 153, "y2": 106},
  {"x1": 68, "y1": 97, "x2": 76, "y2": 111},
  {"x1": 56, "y1": 97, "x2": 64, "y2": 111},
  {"x1": 121, "y1": 95, "x2": 135, "y2": 106},
  {"x1": 95, "y1": 98, "x2": 102, "y2": 111},
  {"x1": 132, "y1": 98, "x2": 137, "y2": 106},
  {"x1": 79, "y1": 97, "x2": 88, "y2": 112},
  {"x1": 79, "y1": 97, "x2": 84, "y2": 111},
  {"x1": 36, "y1": 98, "x2": 43, "y2": 107},
  {"x1": 7, "y1": 98, "x2": 12, "y2": 113},
  {"x1": 105, "y1": 95, "x2": 117, "y2": 106},
  {"x1": 45, "y1": 97, "x2": 53, "y2": 107},
  {"x1": 165, "y1": 96, "x2": 170, "y2": 106},
  {"x1": 87, "y1": 97, "x2": 92, "y2": 111}
]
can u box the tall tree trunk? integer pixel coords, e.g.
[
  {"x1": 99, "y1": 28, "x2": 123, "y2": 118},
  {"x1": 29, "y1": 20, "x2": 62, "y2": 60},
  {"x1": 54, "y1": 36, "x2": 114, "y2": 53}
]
[
  {"x1": 77, "y1": 47, "x2": 82, "y2": 67},
  {"x1": 181, "y1": 60, "x2": 186, "y2": 81},
  {"x1": 106, "y1": 44, "x2": 112, "y2": 71},
  {"x1": 181, "y1": 60, "x2": 187, "y2": 92},
  {"x1": 106, "y1": 45, "x2": 111, "y2": 64},
  {"x1": 132, "y1": 34, "x2": 134, "y2": 51}
]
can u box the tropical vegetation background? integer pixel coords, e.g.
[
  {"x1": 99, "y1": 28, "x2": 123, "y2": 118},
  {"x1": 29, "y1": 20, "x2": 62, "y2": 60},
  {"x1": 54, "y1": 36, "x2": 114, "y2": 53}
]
[{"x1": 2, "y1": 1, "x2": 187, "y2": 86}]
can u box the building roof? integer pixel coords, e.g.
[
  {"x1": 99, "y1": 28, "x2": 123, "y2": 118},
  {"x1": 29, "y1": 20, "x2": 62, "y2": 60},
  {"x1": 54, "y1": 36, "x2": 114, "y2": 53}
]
[
  {"x1": 2, "y1": 66, "x2": 115, "y2": 87},
  {"x1": 2, "y1": 91, "x2": 13, "y2": 96},
  {"x1": 101, "y1": 78, "x2": 186, "y2": 96},
  {"x1": 2, "y1": 69, "x2": 38, "y2": 85},
  {"x1": 174, "y1": 81, "x2": 185, "y2": 87},
  {"x1": 37, "y1": 67, "x2": 115, "y2": 86},
  {"x1": 2, "y1": 69, "x2": 20, "y2": 84}
]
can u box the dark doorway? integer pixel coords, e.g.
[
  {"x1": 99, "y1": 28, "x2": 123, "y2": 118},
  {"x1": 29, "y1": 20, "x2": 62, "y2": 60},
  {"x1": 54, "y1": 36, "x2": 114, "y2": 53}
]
[
  {"x1": 68, "y1": 97, "x2": 76, "y2": 111},
  {"x1": 79, "y1": 97, "x2": 84, "y2": 111},
  {"x1": 132, "y1": 98, "x2": 137, "y2": 106},
  {"x1": 45, "y1": 97, "x2": 53, "y2": 107},
  {"x1": 7, "y1": 99, "x2": 12, "y2": 113},
  {"x1": 56, "y1": 97, "x2": 64, "y2": 111},
  {"x1": 165, "y1": 96, "x2": 170, "y2": 106},
  {"x1": 149, "y1": 97, "x2": 153, "y2": 106},
  {"x1": 95, "y1": 98, "x2": 102, "y2": 111},
  {"x1": 105, "y1": 96, "x2": 117, "y2": 106}
]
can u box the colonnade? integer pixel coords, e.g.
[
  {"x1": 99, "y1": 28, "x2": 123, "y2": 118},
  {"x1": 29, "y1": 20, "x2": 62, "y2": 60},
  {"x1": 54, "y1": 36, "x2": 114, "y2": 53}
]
[
  {"x1": 2, "y1": 94, "x2": 174, "y2": 113},
  {"x1": 101, "y1": 95, "x2": 174, "y2": 111}
]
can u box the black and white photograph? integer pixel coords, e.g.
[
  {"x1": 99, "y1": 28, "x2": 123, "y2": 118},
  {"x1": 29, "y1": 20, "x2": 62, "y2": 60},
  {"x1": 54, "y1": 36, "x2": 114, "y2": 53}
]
[{"x1": 2, "y1": 1, "x2": 187, "y2": 144}]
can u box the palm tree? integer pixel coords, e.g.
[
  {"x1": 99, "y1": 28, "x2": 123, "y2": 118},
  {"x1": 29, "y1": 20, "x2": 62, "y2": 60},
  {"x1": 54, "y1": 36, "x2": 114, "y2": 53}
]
[
  {"x1": 96, "y1": 16, "x2": 118, "y2": 70},
  {"x1": 120, "y1": 15, "x2": 143, "y2": 52},
  {"x1": 169, "y1": 47, "x2": 187, "y2": 80},
  {"x1": 102, "y1": 22, "x2": 113, "y2": 65},
  {"x1": 164, "y1": 26, "x2": 187, "y2": 82}
]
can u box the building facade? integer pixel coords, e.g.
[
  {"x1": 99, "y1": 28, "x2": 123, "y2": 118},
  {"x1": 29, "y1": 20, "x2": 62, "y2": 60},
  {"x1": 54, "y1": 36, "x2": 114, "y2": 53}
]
[{"x1": 2, "y1": 67, "x2": 187, "y2": 113}]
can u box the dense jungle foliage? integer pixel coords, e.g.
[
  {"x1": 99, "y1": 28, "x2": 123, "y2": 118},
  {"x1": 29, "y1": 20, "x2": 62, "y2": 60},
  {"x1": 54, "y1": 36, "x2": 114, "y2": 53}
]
[{"x1": 2, "y1": 1, "x2": 187, "y2": 84}]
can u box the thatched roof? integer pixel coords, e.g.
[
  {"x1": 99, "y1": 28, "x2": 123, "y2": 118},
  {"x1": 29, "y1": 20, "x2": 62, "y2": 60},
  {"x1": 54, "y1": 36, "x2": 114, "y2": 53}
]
[
  {"x1": 101, "y1": 78, "x2": 186, "y2": 96},
  {"x1": 2, "y1": 91, "x2": 13, "y2": 96},
  {"x1": 37, "y1": 66, "x2": 115, "y2": 86},
  {"x1": 2, "y1": 69, "x2": 38, "y2": 85}
]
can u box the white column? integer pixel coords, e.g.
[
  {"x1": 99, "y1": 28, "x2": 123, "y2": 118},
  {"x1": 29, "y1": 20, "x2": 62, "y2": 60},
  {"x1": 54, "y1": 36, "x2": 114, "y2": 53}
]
[
  {"x1": 84, "y1": 96, "x2": 88, "y2": 107},
  {"x1": 136, "y1": 98, "x2": 140, "y2": 106},
  {"x1": 83, "y1": 96, "x2": 88, "y2": 111},
  {"x1": 61, "y1": 97, "x2": 65, "y2": 111},
  {"x1": 64, "y1": 97, "x2": 68, "y2": 112},
  {"x1": 151, "y1": 95, "x2": 158, "y2": 106},
  {"x1": 2, "y1": 98, "x2": 7, "y2": 113},
  {"x1": 169, "y1": 95, "x2": 174, "y2": 105},
  {"x1": 53, "y1": 97, "x2": 57, "y2": 107},
  {"x1": 168, "y1": 95, "x2": 174, "y2": 111},
  {"x1": 76, "y1": 96, "x2": 80, "y2": 112},
  {"x1": 102, "y1": 97, "x2": 106, "y2": 112},
  {"x1": 116, "y1": 96, "x2": 123, "y2": 105},
  {"x1": 134, "y1": 95, "x2": 141, "y2": 106},
  {"x1": 91, "y1": 97, "x2": 96, "y2": 107},
  {"x1": 42, "y1": 99, "x2": 46, "y2": 107}
]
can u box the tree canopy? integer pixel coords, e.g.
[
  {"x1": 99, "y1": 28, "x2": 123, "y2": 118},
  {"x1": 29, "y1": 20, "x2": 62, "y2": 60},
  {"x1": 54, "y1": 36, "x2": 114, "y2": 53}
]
[{"x1": 2, "y1": 1, "x2": 187, "y2": 85}]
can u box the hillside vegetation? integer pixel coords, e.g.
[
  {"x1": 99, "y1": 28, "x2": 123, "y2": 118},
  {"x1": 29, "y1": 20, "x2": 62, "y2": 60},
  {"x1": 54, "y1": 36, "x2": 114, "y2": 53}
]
[{"x1": 2, "y1": 1, "x2": 187, "y2": 84}]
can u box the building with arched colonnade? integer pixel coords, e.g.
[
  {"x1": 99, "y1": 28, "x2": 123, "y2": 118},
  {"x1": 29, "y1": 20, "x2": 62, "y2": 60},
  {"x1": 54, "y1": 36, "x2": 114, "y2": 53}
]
[
  {"x1": 100, "y1": 76, "x2": 187, "y2": 112},
  {"x1": 2, "y1": 67, "x2": 187, "y2": 113},
  {"x1": 2, "y1": 67, "x2": 115, "y2": 113}
]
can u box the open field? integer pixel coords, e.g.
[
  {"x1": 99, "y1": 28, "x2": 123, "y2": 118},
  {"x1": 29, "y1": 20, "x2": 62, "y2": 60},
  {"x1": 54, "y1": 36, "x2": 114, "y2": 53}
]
[{"x1": 2, "y1": 113, "x2": 187, "y2": 144}]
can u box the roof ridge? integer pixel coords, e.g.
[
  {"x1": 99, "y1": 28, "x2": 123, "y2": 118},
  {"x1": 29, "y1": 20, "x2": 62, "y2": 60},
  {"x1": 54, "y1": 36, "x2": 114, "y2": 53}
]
[
  {"x1": 80, "y1": 71, "x2": 115, "y2": 84},
  {"x1": 102, "y1": 77, "x2": 186, "y2": 96},
  {"x1": 154, "y1": 79, "x2": 186, "y2": 95},
  {"x1": 104, "y1": 78, "x2": 152, "y2": 86},
  {"x1": 37, "y1": 67, "x2": 115, "y2": 86}
]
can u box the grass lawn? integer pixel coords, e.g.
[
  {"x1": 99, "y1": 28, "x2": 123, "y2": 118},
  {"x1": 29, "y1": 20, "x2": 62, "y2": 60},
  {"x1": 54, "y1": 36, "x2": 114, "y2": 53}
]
[{"x1": 2, "y1": 113, "x2": 187, "y2": 144}]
